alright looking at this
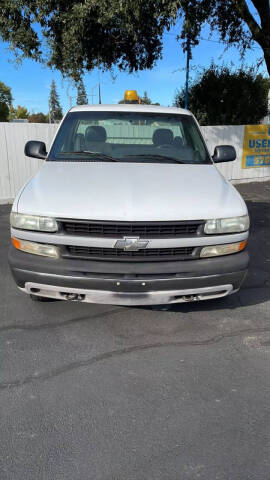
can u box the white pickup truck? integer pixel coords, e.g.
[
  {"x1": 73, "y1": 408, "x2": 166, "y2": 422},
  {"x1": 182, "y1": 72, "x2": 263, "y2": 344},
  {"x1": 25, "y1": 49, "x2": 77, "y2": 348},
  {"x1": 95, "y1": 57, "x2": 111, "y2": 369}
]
[{"x1": 8, "y1": 102, "x2": 249, "y2": 305}]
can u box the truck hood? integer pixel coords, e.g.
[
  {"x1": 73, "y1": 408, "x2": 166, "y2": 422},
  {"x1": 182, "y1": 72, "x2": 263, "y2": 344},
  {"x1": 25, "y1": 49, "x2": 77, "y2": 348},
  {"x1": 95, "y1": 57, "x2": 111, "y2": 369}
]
[{"x1": 16, "y1": 162, "x2": 247, "y2": 221}]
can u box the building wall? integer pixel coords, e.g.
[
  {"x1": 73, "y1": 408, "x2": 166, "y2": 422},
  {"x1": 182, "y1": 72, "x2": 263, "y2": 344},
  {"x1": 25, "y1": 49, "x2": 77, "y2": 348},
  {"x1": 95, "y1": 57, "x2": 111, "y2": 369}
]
[{"x1": 0, "y1": 122, "x2": 269, "y2": 203}]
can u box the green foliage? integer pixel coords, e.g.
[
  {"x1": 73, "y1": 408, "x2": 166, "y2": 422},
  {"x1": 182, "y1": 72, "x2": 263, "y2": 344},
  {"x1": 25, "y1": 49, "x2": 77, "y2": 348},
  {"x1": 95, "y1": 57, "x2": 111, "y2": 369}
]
[
  {"x1": 0, "y1": 81, "x2": 12, "y2": 121},
  {"x1": 140, "y1": 91, "x2": 152, "y2": 105},
  {"x1": 0, "y1": 1, "x2": 178, "y2": 80},
  {"x1": 16, "y1": 105, "x2": 29, "y2": 119},
  {"x1": 49, "y1": 81, "x2": 63, "y2": 122},
  {"x1": 76, "y1": 80, "x2": 88, "y2": 105},
  {"x1": 8, "y1": 104, "x2": 29, "y2": 121},
  {"x1": 28, "y1": 112, "x2": 48, "y2": 123},
  {"x1": 1, "y1": 1, "x2": 270, "y2": 78},
  {"x1": 178, "y1": 0, "x2": 270, "y2": 73},
  {"x1": 0, "y1": 102, "x2": 9, "y2": 121},
  {"x1": 8, "y1": 105, "x2": 17, "y2": 121},
  {"x1": 0, "y1": 81, "x2": 12, "y2": 105},
  {"x1": 140, "y1": 91, "x2": 160, "y2": 105},
  {"x1": 174, "y1": 65, "x2": 270, "y2": 125}
]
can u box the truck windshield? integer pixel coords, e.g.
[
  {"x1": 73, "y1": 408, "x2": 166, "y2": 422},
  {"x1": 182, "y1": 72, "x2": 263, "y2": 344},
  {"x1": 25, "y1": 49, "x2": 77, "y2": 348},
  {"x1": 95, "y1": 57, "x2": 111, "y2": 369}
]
[{"x1": 48, "y1": 111, "x2": 212, "y2": 164}]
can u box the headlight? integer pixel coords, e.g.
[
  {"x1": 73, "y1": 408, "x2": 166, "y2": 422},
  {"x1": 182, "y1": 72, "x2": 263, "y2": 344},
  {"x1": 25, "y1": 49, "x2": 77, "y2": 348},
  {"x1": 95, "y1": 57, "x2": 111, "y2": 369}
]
[
  {"x1": 12, "y1": 237, "x2": 60, "y2": 258},
  {"x1": 204, "y1": 215, "x2": 249, "y2": 234},
  {"x1": 200, "y1": 241, "x2": 247, "y2": 258},
  {"x1": 10, "y1": 212, "x2": 58, "y2": 232}
]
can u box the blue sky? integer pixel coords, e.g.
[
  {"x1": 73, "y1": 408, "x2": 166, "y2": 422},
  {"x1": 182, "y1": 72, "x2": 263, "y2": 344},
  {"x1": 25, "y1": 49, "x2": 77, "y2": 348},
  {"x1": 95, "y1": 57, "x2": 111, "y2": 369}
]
[{"x1": 0, "y1": 20, "x2": 267, "y2": 115}]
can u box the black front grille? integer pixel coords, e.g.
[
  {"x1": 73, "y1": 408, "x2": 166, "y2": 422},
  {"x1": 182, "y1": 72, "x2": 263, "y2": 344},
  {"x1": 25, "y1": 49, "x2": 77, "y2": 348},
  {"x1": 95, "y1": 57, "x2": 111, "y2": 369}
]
[
  {"x1": 66, "y1": 245, "x2": 195, "y2": 261},
  {"x1": 61, "y1": 220, "x2": 203, "y2": 238}
]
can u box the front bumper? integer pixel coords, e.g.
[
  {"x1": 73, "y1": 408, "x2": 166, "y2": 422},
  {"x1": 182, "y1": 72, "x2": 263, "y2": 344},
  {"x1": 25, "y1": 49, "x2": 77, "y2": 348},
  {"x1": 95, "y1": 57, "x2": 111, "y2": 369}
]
[{"x1": 8, "y1": 246, "x2": 249, "y2": 305}]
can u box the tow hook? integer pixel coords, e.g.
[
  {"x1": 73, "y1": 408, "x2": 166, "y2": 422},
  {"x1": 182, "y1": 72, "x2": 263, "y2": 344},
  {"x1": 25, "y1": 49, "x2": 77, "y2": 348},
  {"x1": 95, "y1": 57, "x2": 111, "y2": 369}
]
[
  {"x1": 182, "y1": 295, "x2": 199, "y2": 302},
  {"x1": 62, "y1": 293, "x2": 85, "y2": 301}
]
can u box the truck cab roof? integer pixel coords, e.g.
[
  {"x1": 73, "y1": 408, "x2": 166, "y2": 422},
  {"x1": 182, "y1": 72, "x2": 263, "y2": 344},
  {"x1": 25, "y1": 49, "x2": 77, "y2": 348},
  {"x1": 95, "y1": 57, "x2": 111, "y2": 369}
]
[{"x1": 69, "y1": 103, "x2": 191, "y2": 116}]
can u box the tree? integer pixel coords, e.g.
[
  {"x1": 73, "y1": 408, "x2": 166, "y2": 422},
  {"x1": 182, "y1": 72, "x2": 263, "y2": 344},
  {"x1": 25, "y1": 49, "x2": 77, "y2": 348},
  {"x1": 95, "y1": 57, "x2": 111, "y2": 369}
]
[
  {"x1": 140, "y1": 91, "x2": 160, "y2": 105},
  {"x1": 76, "y1": 79, "x2": 88, "y2": 105},
  {"x1": 0, "y1": 1, "x2": 270, "y2": 78},
  {"x1": 28, "y1": 112, "x2": 48, "y2": 123},
  {"x1": 140, "y1": 91, "x2": 151, "y2": 105},
  {"x1": 178, "y1": 0, "x2": 270, "y2": 75},
  {"x1": 174, "y1": 65, "x2": 270, "y2": 125},
  {"x1": 0, "y1": 81, "x2": 12, "y2": 121},
  {"x1": 0, "y1": 1, "x2": 177, "y2": 81},
  {"x1": 16, "y1": 105, "x2": 29, "y2": 119},
  {"x1": 8, "y1": 104, "x2": 29, "y2": 120},
  {"x1": 49, "y1": 80, "x2": 63, "y2": 122},
  {"x1": 0, "y1": 102, "x2": 9, "y2": 122}
]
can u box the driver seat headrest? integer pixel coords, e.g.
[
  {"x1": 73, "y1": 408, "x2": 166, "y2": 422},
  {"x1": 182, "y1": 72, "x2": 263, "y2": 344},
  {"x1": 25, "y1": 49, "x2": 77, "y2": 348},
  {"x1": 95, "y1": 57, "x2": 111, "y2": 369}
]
[
  {"x1": 152, "y1": 128, "x2": 174, "y2": 146},
  {"x1": 85, "y1": 126, "x2": 107, "y2": 143}
]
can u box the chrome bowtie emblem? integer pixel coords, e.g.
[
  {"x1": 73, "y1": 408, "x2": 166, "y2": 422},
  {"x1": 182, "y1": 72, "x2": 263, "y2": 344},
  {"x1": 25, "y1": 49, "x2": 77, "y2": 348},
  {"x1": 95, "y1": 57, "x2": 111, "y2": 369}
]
[{"x1": 114, "y1": 236, "x2": 149, "y2": 251}]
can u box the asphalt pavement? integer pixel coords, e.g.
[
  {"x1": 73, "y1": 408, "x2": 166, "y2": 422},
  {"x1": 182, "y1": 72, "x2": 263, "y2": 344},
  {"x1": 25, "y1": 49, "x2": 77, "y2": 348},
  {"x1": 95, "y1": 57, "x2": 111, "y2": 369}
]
[{"x1": 0, "y1": 180, "x2": 270, "y2": 480}]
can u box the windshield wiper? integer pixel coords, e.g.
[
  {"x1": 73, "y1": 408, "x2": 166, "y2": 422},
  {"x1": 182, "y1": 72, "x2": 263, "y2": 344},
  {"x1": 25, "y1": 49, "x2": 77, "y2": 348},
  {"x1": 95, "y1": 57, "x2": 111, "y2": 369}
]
[
  {"x1": 124, "y1": 154, "x2": 187, "y2": 164},
  {"x1": 58, "y1": 151, "x2": 118, "y2": 162}
]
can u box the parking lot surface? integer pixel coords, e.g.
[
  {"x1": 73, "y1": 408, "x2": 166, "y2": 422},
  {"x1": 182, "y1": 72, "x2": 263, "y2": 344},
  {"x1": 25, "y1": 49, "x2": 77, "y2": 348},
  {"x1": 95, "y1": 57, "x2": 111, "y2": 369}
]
[{"x1": 0, "y1": 181, "x2": 270, "y2": 480}]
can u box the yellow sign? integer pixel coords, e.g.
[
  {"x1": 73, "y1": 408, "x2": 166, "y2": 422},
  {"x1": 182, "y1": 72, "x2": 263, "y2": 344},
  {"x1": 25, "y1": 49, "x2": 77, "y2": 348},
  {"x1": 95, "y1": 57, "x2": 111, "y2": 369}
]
[{"x1": 242, "y1": 124, "x2": 270, "y2": 168}]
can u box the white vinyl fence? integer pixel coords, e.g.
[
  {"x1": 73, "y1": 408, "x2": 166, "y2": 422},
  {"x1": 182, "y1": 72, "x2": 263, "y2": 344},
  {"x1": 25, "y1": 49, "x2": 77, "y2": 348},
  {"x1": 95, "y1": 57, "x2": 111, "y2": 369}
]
[
  {"x1": 0, "y1": 123, "x2": 58, "y2": 204},
  {"x1": 201, "y1": 125, "x2": 270, "y2": 184},
  {"x1": 1, "y1": 122, "x2": 270, "y2": 204}
]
